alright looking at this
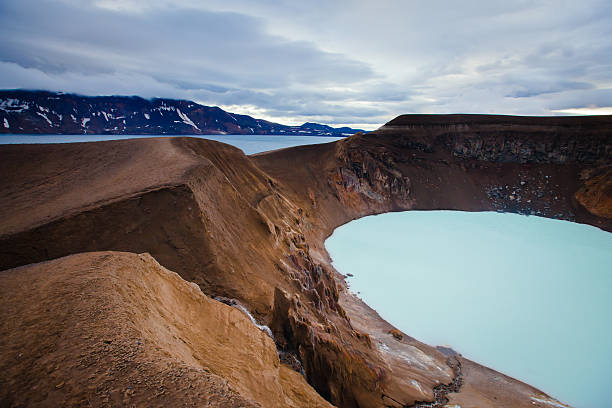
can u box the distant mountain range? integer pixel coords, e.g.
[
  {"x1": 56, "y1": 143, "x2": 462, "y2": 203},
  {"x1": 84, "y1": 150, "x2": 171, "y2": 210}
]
[{"x1": 0, "y1": 90, "x2": 364, "y2": 136}]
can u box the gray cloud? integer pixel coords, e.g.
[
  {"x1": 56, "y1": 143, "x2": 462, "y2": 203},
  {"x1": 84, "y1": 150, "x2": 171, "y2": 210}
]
[
  {"x1": 1, "y1": 0, "x2": 611, "y2": 129},
  {"x1": 504, "y1": 81, "x2": 594, "y2": 99}
]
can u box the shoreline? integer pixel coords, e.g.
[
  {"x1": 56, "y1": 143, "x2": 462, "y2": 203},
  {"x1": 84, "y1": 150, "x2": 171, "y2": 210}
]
[{"x1": 325, "y1": 210, "x2": 611, "y2": 408}]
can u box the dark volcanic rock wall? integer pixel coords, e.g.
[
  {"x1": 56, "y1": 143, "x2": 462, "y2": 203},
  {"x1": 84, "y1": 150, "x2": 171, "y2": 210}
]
[
  {"x1": 367, "y1": 114, "x2": 612, "y2": 229},
  {"x1": 330, "y1": 137, "x2": 414, "y2": 213},
  {"x1": 383, "y1": 114, "x2": 612, "y2": 164}
]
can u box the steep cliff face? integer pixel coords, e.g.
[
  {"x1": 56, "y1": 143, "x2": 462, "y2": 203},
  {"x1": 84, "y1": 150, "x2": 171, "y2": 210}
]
[
  {"x1": 292, "y1": 114, "x2": 610, "y2": 232},
  {"x1": 383, "y1": 114, "x2": 611, "y2": 165},
  {"x1": 372, "y1": 114, "x2": 612, "y2": 228},
  {"x1": 1, "y1": 114, "x2": 609, "y2": 408},
  {"x1": 330, "y1": 138, "x2": 414, "y2": 213}
]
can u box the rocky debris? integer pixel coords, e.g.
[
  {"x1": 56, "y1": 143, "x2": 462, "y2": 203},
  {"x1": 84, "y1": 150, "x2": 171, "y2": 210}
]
[
  {"x1": 408, "y1": 358, "x2": 463, "y2": 408},
  {"x1": 483, "y1": 168, "x2": 580, "y2": 221},
  {"x1": 388, "y1": 329, "x2": 403, "y2": 341},
  {"x1": 485, "y1": 183, "x2": 542, "y2": 216},
  {"x1": 278, "y1": 350, "x2": 306, "y2": 376}
]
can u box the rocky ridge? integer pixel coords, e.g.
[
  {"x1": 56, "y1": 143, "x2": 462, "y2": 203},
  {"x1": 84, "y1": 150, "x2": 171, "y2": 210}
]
[
  {"x1": 0, "y1": 90, "x2": 362, "y2": 136},
  {"x1": 0, "y1": 251, "x2": 332, "y2": 408}
]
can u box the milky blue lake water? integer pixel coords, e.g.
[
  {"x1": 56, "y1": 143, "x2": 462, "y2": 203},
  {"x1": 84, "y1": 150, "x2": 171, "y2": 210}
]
[
  {"x1": 0, "y1": 134, "x2": 343, "y2": 155},
  {"x1": 326, "y1": 211, "x2": 612, "y2": 408}
]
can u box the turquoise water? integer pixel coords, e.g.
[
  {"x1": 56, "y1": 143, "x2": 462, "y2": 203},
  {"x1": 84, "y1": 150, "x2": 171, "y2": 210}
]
[
  {"x1": 0, "y1": 134, "x2": 343, "y2": 155},
  {"x1": 325, "y1": 211, "x2": 612, "y2": 408}
]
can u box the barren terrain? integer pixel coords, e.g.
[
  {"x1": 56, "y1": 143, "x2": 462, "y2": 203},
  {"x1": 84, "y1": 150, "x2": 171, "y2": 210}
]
[{"x1": 1, "y1": 114, "x2": 610, "y2": 407}]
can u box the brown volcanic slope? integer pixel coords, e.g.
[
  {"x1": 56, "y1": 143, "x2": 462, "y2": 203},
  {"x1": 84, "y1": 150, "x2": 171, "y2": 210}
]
[
  {"x1": 0, "y1": 252, "x2": 331, "y2": 408},
  {"x1": 1, "y1": 114, "x2": 610, "y2": 407}
]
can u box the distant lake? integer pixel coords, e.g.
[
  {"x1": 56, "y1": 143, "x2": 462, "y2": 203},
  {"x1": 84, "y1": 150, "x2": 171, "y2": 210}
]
[
  {"x1": 326, "y1": 211, "x2": 612, "y2": 408},
  {"x1": 0, "y1": 134, "x2": 343, "y2": 155}
]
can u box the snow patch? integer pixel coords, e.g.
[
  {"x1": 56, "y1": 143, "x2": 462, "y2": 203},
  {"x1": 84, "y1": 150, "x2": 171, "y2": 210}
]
[
  {"x1": 530, "y1": 396, "x2": 569, "y2": 407},
  {"x1": 36, "y1": 112, "x2": 53, "y2": 126},
  {"x1": 410, "y1": 380, "x2": 424, "y2": 395},
  {"x1": 3, "y1": 118, "x2": 8, "y2": 128},
  {"x1": 101, "y1": 111, "x2": 108, "y2": 122},
  {"x1": 82, "y1": 118, "x2": 90, "y2": 127},
  {"x1": 233, "y1": 303, "x2": 273, "y2": 339},
  {"x1": 0, "y1": 98, "x2": 29, "y2": 113},
  {"x1": 378, "y1": 341, "x2": 449, "y2": 374},
  {"x1": 144, "y1": 113, "x2": 150, "y2": 120},
  {"x1": 158, "y1": 104, "x2": 176, "y2": 112},
  {"x1": 70, "y1": 114, "x2": 76, "y2": 122},
  {"x1": 214, "y1": 297, "x2": 274, "y2": 339},
  {"x1": 377, "y1": 341, "x2": 390, "y2": 352},
  {"x1": 177, "y1": 109, "x2": 199, "y2": 130}
]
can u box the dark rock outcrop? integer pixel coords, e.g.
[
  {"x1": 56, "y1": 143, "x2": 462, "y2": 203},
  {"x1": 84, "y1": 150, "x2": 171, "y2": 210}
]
[{"x1": 383, "y1": 114, "x2": 611, "y2": 164}]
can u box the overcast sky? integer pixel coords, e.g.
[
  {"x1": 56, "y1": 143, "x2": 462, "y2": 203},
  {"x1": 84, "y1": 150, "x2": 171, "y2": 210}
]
[{"x1": 1, "y1": 0, "x2": 611, "y2": 129}]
